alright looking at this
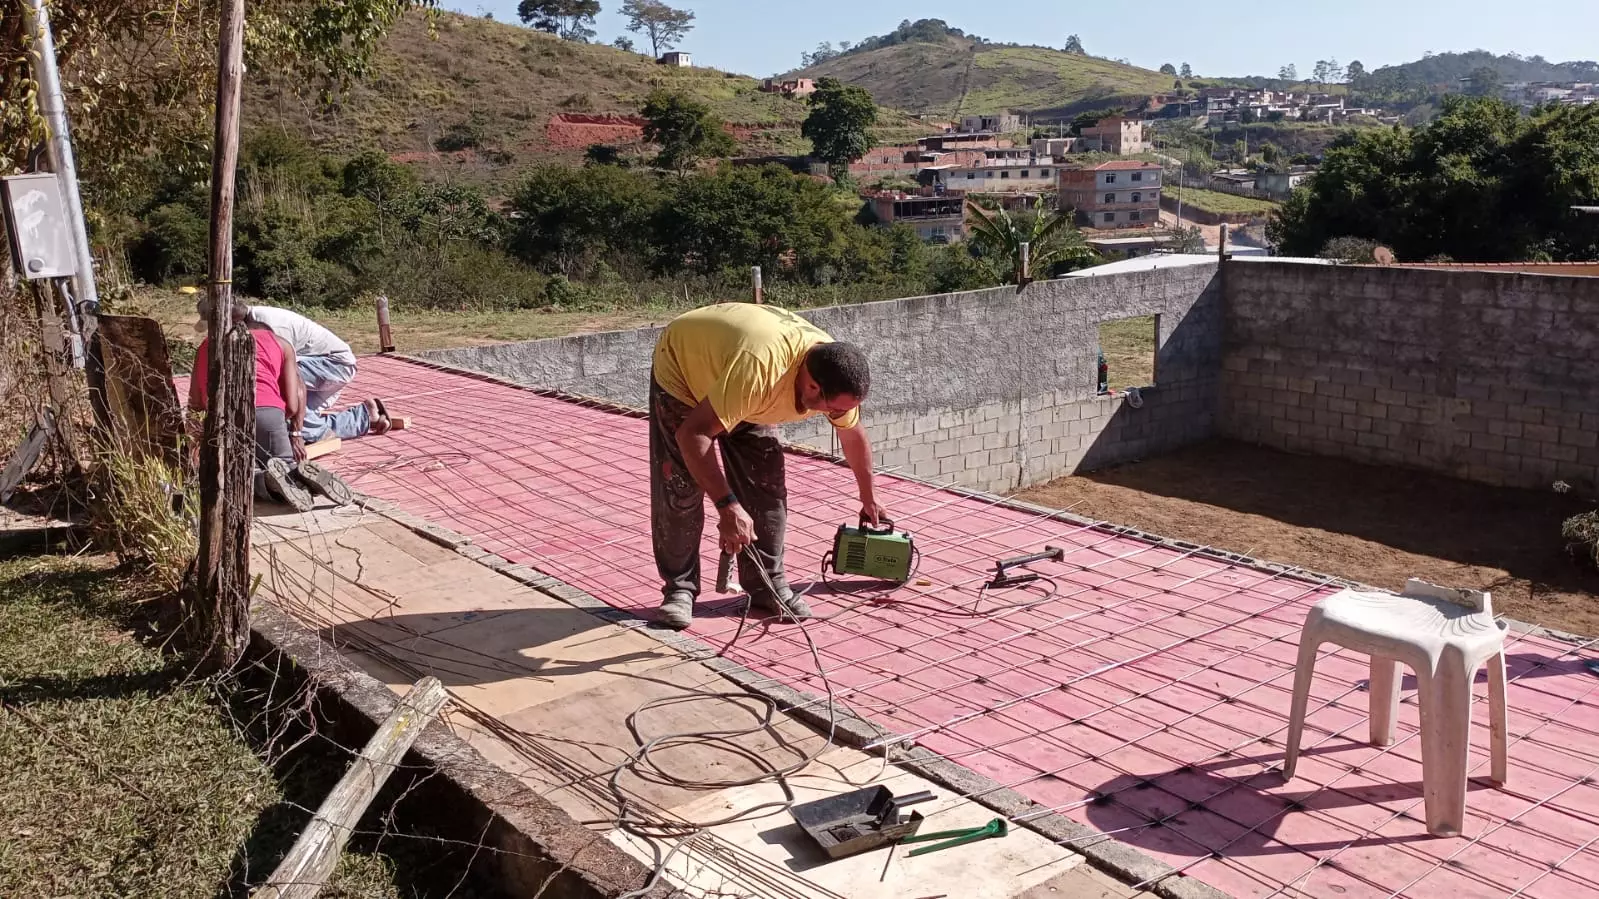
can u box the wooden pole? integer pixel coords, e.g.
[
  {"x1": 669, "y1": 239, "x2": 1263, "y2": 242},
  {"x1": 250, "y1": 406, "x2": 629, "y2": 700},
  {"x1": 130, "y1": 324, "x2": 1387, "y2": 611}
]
[
  {"x1": 375, "y1": 294, "x2": 395, "y2": 353},
  {"x1": 1218, "y1": 224, "x2": 1229, "y2": 261},
  {"x1": 251, "y1": 678, "x2": 448, "y2": 899},
  {"x1": 751, "y1": 266, "x2": 763, "y2": 304},
  {"x1": 31, "y1": 281, "x2": 82, "y2": 477},
  {"x1": 1018, "y1": 240, "x2": 1031, "y2": 285},
  {"x1": 194, "y1": 0, "x2": 253, "y2": 671}
]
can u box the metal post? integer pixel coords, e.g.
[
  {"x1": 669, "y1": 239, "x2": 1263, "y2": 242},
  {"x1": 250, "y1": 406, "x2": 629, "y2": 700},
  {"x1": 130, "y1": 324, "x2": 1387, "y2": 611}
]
[
  {"x1": 1019, "y1": 241, "x2": 1031, "y2": 285},
  {"x1": 376, "y1": 294, "x2": 395, "y2": 353},
  {"x1": 751, "y1": 266, "x2": 763, "y2": 304},
  {"x1": 21, "y1": 0, "x2": 99, "y2": 315}
]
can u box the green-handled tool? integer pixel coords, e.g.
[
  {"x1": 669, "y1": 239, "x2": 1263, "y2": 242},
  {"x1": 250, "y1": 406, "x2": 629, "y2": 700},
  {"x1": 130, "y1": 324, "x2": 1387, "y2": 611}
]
[{"x1": 898, "y1": 817, "x2": 1008, "y2": 857}]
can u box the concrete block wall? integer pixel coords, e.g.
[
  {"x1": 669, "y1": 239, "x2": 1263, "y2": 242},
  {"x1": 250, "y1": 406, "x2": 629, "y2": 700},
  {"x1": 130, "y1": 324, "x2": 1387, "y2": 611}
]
[
  {"x1": 417, "y1": 264, "x2": 1223, "y2": 493},
  {"x1": 1220, "y1": 262, "x2": 1599, "y2": 491}
]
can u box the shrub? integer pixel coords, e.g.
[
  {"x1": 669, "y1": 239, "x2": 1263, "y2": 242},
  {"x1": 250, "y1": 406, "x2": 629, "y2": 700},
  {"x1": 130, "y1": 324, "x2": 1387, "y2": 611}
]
[
  {"x1": 434, "y1": 121, "x2": 485, "y2": 151},
  {"x1": 1562, "y1": 511, "x2": 1599, "y2": 572},
  {"x1": 1319, "y1": 236, "x2": 1381, "y2": 264}
]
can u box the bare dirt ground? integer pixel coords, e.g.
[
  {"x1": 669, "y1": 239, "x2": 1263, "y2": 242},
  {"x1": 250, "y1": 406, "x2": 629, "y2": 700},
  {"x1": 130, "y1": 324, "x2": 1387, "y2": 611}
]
[{"x1": 1017, "y1": 440, "x2": 1599, "y2": 637}]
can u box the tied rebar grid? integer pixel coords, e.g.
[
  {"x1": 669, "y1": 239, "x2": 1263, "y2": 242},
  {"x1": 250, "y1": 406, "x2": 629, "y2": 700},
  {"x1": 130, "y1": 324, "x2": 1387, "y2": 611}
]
[{"x1": 303, "y1": 356, "x2": 1598, "y2": 899}]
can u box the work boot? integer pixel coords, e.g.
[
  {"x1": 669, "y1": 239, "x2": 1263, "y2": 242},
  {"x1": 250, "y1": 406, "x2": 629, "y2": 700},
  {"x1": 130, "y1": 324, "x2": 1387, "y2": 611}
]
[
  {"x1": 294, "y1": 461, "x2": 353, "y2": 505},
  {"x1": 263, "y1": 458, "x2": 315, "y2": 512},
  {"x1": 751, "y1": 586, "x2": 812, "y2": 621},
  {"x1": 657, "y1": 591, "x2": 695, "y2": 630}
]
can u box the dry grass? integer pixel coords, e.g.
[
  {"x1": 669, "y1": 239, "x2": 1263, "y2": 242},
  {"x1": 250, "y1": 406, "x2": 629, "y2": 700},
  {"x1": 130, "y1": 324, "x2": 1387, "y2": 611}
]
[
  {"x1": 0, "y1": 554, "x2": 491, "y2": 899},
  {"x1": 126, "y1": 286, "x2": 670, "y2": 368},
  {"x1": 248, "y1": 10, "x2": 930, "y2": 189},
  {"x1": 1098, "y1": 315, "x2": 1156, "y2": 391},
  {"x1": 797, "y1": 37, "x2": 1174, "y2": 119}
]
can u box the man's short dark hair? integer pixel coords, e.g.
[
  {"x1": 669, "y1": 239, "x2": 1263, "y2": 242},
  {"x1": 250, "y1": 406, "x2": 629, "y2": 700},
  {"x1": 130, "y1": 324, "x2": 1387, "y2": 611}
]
[{"x1": 806, "y1": 341, "x2": 870, "y2": 400}]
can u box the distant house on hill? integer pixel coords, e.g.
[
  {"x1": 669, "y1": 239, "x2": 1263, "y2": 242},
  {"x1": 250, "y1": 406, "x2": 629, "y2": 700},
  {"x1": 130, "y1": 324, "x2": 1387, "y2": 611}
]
[
  {"x1": 658, "y1": 51, "x2": 692, "y2": 67},
  {"x1": 761, "y1": 78, "x2": 817, "y2": 98}
]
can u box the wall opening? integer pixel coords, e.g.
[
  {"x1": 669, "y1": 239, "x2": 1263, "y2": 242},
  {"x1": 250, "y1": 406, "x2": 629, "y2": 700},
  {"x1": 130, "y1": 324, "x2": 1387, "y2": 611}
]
[{"x1": 1097, "y1": 315, "x2": 1158, "y2": 393}]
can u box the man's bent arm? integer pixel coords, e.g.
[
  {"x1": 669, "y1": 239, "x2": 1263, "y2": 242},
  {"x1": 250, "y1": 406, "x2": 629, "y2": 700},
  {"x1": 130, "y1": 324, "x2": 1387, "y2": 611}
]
[
  {"x1": 837, "y1": 422, "x2": 883, "y2": 522},
  {"x1": 674, "y1": 399, "x2": 734, "y2": 501}
]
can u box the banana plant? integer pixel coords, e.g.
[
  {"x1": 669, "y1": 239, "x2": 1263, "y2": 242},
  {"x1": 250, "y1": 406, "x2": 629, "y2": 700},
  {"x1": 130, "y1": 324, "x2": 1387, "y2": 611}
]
[{"x1": 966, "y1": 196, "x2": 1099, "y2": 284}]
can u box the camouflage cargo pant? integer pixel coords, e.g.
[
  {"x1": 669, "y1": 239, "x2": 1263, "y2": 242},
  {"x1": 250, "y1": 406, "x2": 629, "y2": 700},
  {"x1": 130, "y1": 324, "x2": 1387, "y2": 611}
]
[{"x1": 649, "y1": 377, "x2": 791, "y2": 605}]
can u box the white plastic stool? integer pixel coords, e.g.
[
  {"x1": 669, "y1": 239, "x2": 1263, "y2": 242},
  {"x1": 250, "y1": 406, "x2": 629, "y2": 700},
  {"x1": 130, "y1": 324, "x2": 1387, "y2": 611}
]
[{"x1": 1284, "y1": 579, "x2": 1509, "y2": 837}]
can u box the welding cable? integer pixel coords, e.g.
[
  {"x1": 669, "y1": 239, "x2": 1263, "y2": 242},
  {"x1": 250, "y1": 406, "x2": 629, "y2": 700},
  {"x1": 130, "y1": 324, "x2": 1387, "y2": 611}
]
[{"x1": 611, "y1": 544, "x2": 844, "y2": 899}]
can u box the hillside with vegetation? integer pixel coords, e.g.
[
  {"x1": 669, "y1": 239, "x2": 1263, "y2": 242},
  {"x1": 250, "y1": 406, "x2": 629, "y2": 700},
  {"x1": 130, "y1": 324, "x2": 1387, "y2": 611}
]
[
  {"x1": 789, "y1": 20, "x2": 1176, "y2": 120},
  {"x1": 246, "y1": 10, "x2": 930, "y2": 184}
]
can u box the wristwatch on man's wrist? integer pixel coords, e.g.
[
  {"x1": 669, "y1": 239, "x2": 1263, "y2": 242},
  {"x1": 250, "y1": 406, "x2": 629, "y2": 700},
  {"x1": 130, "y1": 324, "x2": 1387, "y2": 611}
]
[{"x1": 713, "y1": 493, "x2": 738, "y2": 511}]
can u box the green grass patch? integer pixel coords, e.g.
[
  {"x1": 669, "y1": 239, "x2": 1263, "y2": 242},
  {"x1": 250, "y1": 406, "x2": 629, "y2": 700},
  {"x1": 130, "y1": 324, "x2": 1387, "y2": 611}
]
[
  {"x1": 1099, "y1": 315, "x2": 1157, "y2": 391},
  {"x1": 0, "y1": 555, "x2": 491, "y2": 899},
  {"x1": 1172, "y1": 186, "x2": 1279, "y2": 216}
]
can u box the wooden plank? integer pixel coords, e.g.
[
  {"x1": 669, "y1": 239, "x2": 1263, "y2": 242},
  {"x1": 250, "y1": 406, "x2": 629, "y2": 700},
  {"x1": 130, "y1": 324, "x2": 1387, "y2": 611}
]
[
  {"x1": 389, "y1": 416, "x2": 411, "y2": 431},
  {"x1": 86, "y1": 314, "x2": 183, "y2": 468},
  {"x1": 250, "y1": 677, "x2": 448, "y2": 899},
  {"x1": 304, "y1": 437, "x2": 341, "y2": 460}
]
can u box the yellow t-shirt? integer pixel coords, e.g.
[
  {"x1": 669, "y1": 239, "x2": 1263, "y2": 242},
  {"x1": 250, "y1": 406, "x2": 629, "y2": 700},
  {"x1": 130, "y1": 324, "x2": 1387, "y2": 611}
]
[{"x1": 652, "y1": 304, "x2": 861, "y2": 433}]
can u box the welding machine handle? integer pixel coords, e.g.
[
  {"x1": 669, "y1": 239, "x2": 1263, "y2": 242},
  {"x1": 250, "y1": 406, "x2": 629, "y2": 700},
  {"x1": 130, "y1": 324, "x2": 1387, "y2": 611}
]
[{"x1": 858, "y1": 513, "x2": 896, "y2": 533}]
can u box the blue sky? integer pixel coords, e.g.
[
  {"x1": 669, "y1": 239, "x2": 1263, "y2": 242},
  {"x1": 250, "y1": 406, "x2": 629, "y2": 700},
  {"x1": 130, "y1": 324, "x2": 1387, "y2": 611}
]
[{"x1": 456, "y1": 0, "x2": 1595, "y2": 79}]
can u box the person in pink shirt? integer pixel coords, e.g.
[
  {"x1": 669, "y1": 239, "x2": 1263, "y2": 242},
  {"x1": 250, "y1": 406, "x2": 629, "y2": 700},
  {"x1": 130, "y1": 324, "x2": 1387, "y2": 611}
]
[{"x1": 187, "y1": 306, "x2": 350, "y2": 511}]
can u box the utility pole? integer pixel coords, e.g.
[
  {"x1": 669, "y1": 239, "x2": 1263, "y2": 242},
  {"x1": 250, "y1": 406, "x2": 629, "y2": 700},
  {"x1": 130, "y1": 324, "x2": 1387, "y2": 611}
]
[
  {"x1": 193, "y1": 0, "x2": 254, "y2": 671},
  {"x1": 21, "y1": 0, "x2": 99, "y2": 327}
]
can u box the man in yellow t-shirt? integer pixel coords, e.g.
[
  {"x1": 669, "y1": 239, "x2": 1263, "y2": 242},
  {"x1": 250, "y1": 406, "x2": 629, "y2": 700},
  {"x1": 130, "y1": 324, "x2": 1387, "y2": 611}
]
[{"x1": 649, "y1": 303, "x2": 886, "y2": 630}]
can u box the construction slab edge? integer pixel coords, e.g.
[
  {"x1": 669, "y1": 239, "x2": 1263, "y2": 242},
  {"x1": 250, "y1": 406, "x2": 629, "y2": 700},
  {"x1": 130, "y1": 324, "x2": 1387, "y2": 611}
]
[
  {"x1": 350, "y1": 491, "x2": 1230, "y2": 899},
  {"x1": 247, "y1": 602, "x2": 676, "y2": 899}
]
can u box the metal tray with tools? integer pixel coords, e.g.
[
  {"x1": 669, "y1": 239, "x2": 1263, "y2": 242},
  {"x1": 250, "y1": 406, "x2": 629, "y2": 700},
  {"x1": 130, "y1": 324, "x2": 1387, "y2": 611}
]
[{"x1": 789, "y1": 786, "x2": 935, "y2": 860}]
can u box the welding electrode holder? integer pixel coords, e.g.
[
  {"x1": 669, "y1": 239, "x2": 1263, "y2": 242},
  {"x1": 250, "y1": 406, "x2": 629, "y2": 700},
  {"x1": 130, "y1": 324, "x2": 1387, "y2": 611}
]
[{"x1": 987, "y1": 546, "x2": 1066, "y2": 589}]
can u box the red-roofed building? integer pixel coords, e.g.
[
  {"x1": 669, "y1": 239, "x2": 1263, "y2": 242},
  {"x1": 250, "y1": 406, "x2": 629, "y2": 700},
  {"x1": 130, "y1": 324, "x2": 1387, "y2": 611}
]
[{"x1": 1059, "y1": 161, "x2": 1162, "y2": 229}]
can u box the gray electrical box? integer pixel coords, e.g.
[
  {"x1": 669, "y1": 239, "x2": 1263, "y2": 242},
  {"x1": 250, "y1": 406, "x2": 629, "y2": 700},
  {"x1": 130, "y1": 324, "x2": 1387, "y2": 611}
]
[{"x1": 2, "y1": 173, "x2": 76, "y2": 280}]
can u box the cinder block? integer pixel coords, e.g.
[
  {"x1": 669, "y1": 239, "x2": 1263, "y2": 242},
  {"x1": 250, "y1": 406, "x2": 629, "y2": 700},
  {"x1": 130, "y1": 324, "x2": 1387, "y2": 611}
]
[
  {"x1": 1563, "y1": 428, "x2": 1599, "y2": 450},
  {"x1": 908, "y1": 444, "x2": 935, "y2": 463},
  {"x1": 1542, "y1": 442, "x2": 1580, "y2": 463},
  {"x1": 1388, "y1": 405, "x2": 1420, "y2": 424},
  {"x1": 982, "y1": 431, "x2": 1007, "y2": 451},
  {"x1": 913, "y1": 414, "x2": 942, "y2": 435},
  {"x1": 1357, "y1": 432, "x2": 1388, "y2": 449},
  {"x1": 1328, "y1": 398, "x2": 1359, "y2": 415},
  {"x1": 938, "y1": 456, "x2": 966, "y2": 476},
  {"x1": 1471, "y1": 432, "x2": 1507, "y2": 453},
  {"x1": 1359, "y1": 402, "x2": 1389, "y2": 420},
  {"x1": 1344, "y1": 384, "x2": 1377, "y2": 404},
  {"x1": 912, "y1": 460, "x2": 941, "y2": 478},
  {"x1": 1342, "y1": 414, "x2": 1375, "y2": 432},
  {"x1": 1508, "y1": 405, "x2": 1543, "y2": 424},
  {"x1": 974, "y1": 417, "x2": 1000, "y2": 436},
  {"x1": 1524, "y1": 423, "x2": 1560, "y2": 443},
  {"x1": 957, "y1": 435, "x2": 984, "y2": 456},
  {"x1": 1315, "y1": 381, "x2": 1345, "y2": 398}
]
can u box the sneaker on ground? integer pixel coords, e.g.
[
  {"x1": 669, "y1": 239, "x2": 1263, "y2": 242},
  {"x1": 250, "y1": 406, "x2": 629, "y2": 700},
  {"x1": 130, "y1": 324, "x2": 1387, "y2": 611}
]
[
  {"x1": 264, "y1": 458, "x2": 315, "y2": 512},
  {"x1": 295, "y1": 461, "x2": 353, "y2": 505},
  {"x1": 657, "y1": 591, "x2": 694, "y2": 630}
]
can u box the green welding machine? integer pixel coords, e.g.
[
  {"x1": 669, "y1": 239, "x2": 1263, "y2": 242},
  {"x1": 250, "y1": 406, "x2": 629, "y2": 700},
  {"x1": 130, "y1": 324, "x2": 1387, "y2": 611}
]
[{"x1": 830, "y1": 517, "x2": 916, "y2": 583}]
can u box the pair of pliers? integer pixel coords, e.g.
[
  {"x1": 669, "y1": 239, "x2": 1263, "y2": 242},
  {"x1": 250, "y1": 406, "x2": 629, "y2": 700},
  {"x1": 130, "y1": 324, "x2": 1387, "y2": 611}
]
[{"x1": 898, "y1": 818, "x2": 1008, "y2": 857}]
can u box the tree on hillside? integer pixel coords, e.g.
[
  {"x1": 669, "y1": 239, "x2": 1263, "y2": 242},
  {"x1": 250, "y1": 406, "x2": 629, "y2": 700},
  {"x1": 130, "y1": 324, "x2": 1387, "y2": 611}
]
[
  {"x1": 802, "y1": 42, "x2": 841, "y2": 67},
  {"x1": 640, "y1": 89, "x2": 735, "y2": 175},
  {"x1": 1064, "y1": 34, "x2": 1086, "y2": 55},
  {"x1": 1180, "y1": 62, "x2": 1193, "y2": 78},
  {"x1": 518, "y1": 0, "x2": 600, "y2": 41},
  {"x1": 1269, "y1": 97, "x2": 1599, "y2": 262},
  {"x1": 1346, "y1": 60, "x2": 1366, "y2": 81},
  {"x1": 621, "y1": 0, "x2": 696, "y2": 58},
  {"x1": 1159, "y1": 63, "x2": 1177, "y2": 76},
  {"x1": 802, "y1": 77, "x2": 878, "y2": 182},
  {"x1": 1312, "y1": 58, "x2": 1344, "y2": 84},
  {"x1": 967, "y1": 198, "x2": 1096, "y2": 284},
  {"x1": 0, "y1": 0, "x2": 435, "y2": 220},
  {"x1": 613, "y1": 36, "x2": 636, "y2": 52},
  {"x1": 1279, "y1": 64, "x2": 1298, "y2": 81},
  {"x1": 1465, "y1": 66, "x2": 1503, "y2": 96}
]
